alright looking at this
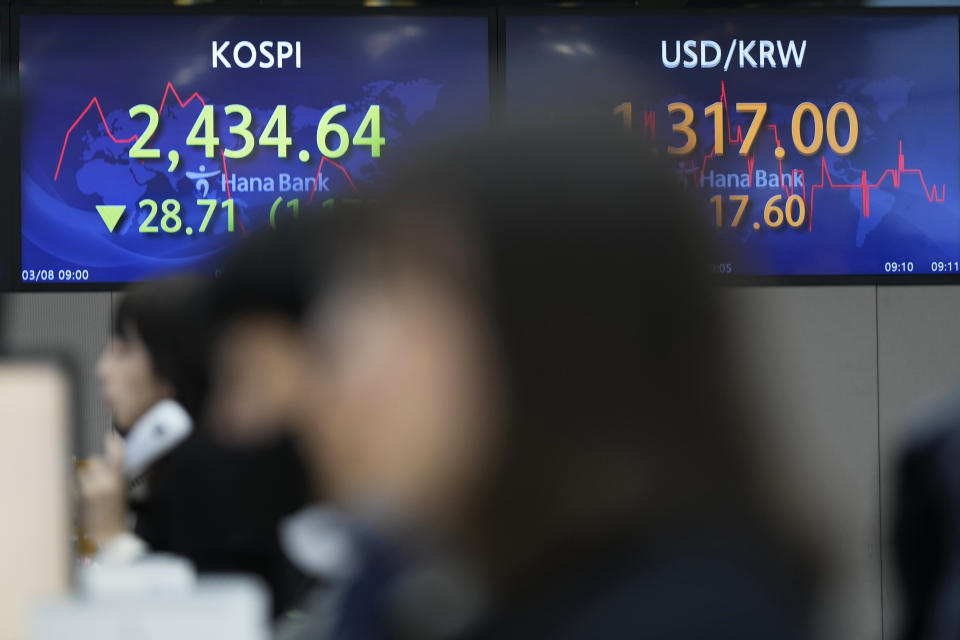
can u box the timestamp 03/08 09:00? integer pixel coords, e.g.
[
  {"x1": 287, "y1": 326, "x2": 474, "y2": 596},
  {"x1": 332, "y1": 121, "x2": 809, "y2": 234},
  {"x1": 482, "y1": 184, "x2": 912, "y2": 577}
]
[{"x1": 22, "y1": 268, "x2": 91, "y2": 283}]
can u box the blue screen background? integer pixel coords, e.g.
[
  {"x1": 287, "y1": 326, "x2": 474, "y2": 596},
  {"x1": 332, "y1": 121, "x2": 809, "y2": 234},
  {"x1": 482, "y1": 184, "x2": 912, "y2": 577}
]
[
  {"x1": 20, "y1": 14, "x2": 489, "y2": 283},
  {"x1": 507, "y1": 15, "x2": 960, "y2": 277}
]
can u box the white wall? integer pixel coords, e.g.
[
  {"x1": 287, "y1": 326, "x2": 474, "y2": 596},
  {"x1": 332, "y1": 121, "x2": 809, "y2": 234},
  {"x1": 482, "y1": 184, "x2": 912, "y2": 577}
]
[
  {"x1": 727, "y1": 287, "x2": 881, "y2": 640},
  {"x1": 728, "y1": 285, "x2": 960, "y2": 640},
  {"x1": 7, "y1": 286, "x2": 960, "y2": 639}
]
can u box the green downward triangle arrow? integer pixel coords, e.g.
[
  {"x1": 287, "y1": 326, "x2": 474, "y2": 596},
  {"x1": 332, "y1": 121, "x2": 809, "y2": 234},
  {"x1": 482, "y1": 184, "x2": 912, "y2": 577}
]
[{"x1": 95, "y1": 205, "x2": 126, "y2": 233}]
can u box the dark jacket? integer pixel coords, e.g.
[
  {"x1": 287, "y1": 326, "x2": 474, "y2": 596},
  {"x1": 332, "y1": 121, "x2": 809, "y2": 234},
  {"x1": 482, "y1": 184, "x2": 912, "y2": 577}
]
[
  {"x1": 465, "y1": 538, "x2": 809, "y2": 640},
  {"x1": 896, "y1": 395, "x2": 960, "y2": 640},
  {"x1": 130, "y1": 431, "x2": 314, "y2": 617},
  {"x1": 324, "y1": 528, "x2": 811, "y2": 640}
]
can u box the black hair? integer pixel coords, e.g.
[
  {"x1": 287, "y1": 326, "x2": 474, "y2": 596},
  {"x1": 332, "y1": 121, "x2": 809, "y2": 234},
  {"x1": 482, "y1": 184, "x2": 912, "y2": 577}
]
[
  {"x1": 310, "y1": 121, "x2": 815, "y2": 590},
  {"x1": 208, "y1": 218, "x2": 326, "y2": 333},
  {"x1": 115, "y1": 277, "x2": 211, "y2": 421}
]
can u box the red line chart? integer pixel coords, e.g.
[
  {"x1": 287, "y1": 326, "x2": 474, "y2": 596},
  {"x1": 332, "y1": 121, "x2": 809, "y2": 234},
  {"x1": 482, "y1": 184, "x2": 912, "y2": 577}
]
[
  {"x1": 684, "y1": 81, "x2": 946, "y2": 232},
  {"x1": 54, "y1": 82, "x2": 203, "y2": 182},
  {"x1": 307, "y1": 156, "x2": 358, "y2": 205}
]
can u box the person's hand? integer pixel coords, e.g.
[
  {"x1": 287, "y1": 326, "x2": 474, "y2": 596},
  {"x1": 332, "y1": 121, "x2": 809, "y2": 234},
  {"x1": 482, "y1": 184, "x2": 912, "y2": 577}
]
[{"x1": 77, "y1": 434, "x2": 127, "y2": 547}]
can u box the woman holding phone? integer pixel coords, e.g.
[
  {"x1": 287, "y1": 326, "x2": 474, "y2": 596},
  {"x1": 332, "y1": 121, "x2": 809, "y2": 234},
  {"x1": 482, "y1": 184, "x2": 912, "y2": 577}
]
[{"x1": 78, "y1": 277, "x2": 312, "y2": 617}]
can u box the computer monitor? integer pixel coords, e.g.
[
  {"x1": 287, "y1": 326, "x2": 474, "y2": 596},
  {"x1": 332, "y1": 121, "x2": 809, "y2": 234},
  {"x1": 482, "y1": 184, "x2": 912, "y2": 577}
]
[
  {"x1": 17, "y1": 9, "x2": 492, "y2": 287},
  {"x1": 505, "y1": 11, "x2": 960, "y2": 280}
]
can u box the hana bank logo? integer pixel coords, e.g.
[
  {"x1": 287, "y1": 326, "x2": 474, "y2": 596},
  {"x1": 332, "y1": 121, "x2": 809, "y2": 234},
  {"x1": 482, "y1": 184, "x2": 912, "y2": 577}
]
[{"x1": 186, "y1": 165, "x2": 222, "y2": 197}]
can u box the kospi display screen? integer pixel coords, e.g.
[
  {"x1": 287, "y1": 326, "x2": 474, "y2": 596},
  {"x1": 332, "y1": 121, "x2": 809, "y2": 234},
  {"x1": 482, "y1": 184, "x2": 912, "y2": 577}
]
[
  {"x1": 506, "y1": 14, "x2": 960, "y2": 279},
  {"x1": 19, "y1": 13, "x2": 490, "y2": 286}
]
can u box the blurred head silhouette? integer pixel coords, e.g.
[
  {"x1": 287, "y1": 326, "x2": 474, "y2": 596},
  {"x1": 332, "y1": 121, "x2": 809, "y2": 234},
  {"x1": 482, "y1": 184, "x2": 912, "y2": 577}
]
[
  {"x1": 207, "y1": 221, "x2": 319, "y2": 444},
  {"x1": 302, "y1": 120, "x2": 788, "y2": 591}
]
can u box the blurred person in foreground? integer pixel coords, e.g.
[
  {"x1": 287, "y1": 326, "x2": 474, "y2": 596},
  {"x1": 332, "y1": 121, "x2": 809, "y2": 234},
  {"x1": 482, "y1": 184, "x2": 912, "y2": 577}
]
[
  {"x1": 300, "y1": 123, "x2": 819, "y2": 639},
  {"x1": 207, "y1": 220, "x2": 322, "y2": 454},
  {"x1": 77, "y1": 277, "x2": 311, "y2": 616},
  {"x1": 895, "y1": 393, "x2": 960, "y2": 640},
  {"x1": 206, "y1": 221, "x2": 353, "y2": 634}
]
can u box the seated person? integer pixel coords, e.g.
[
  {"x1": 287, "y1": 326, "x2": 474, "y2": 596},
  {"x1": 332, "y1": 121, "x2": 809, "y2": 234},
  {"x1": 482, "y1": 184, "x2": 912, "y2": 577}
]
[{"x1": 78, "y1": 277, "x2": 312, "y2": 617}]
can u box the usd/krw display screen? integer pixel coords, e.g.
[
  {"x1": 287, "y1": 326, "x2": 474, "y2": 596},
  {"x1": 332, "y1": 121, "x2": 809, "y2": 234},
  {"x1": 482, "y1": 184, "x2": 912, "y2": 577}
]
[
  {"x1": 506, "y1": 14, "x2": 960, "y2": 278},
  {"x1": 19, "y1": 14, "x2": 489, "y2": 285}
]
